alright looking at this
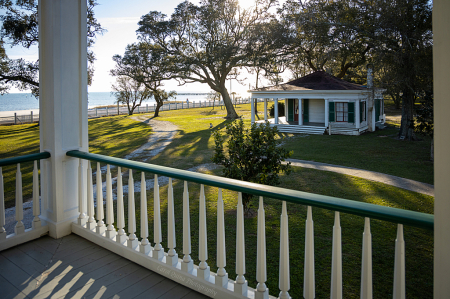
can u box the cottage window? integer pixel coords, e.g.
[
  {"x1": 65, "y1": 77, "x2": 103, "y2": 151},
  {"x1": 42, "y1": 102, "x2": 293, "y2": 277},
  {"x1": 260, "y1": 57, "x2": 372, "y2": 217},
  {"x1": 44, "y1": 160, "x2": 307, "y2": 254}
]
[{"x1": 335, "y1": 102, "x2": 348, "y2": 122}]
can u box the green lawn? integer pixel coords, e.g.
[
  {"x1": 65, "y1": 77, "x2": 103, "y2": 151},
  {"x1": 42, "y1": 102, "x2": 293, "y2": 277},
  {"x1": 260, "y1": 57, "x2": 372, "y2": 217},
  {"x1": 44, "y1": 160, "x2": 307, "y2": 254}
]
[
  {"x1": 0, "y1": 115, "x2": 152, "y2": 208},
  {"x1": 0, "y1": 103, "x2": 434, "y2": 298}
]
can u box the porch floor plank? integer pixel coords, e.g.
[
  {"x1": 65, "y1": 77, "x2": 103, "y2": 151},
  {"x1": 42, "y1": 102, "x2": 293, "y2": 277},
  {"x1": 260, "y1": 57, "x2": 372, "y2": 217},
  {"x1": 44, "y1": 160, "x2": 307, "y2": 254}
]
[{"x1": 0, "y1": 234, "x2": 211, "y2": 299}]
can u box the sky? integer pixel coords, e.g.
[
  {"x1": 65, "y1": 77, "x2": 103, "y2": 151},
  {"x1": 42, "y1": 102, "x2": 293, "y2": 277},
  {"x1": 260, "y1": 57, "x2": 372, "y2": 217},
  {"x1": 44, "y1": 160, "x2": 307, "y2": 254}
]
[{"x1": 4, "y1": 0, "x2": 286, "y2": 96}]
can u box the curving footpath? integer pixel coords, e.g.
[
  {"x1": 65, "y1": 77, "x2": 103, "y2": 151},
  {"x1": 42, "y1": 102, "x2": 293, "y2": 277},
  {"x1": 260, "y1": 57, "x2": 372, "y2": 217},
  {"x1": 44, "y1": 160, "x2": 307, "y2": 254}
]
[{"x1": 286, "y1": 159, "x2": 434, "y2": 197}]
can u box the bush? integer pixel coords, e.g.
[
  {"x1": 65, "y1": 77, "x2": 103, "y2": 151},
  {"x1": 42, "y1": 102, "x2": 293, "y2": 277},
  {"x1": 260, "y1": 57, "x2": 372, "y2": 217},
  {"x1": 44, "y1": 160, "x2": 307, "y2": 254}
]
[
  {"x1": 269, "y1": 102, "x2": 285, "y2": 117},
  {"x1": 212, "y1": 119, "x2": 292, "y2": 212}
]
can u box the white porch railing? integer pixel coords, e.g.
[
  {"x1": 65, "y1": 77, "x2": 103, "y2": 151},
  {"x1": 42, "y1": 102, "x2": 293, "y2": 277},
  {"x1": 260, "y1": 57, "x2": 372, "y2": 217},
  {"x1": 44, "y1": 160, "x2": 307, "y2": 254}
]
[
  {"x1": 66, "y1": 150, "x2": 433, "y2": 299},
  {"x1": 0, "y1": 152, "x2": 50, "y2": 251}
]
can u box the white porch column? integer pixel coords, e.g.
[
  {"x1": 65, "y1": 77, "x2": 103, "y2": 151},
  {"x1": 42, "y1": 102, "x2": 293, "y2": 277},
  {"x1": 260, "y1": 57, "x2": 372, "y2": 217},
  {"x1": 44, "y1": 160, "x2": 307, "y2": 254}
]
[
  {"x1": 39, "y1": 0, "x2": 88, "y2": 238},
  {"x1": 356, "y1": 100, "x2": 360, "y2": 129},
  {"x1": 298, "y1": 98, "x2": 303, "y2": 125},
  {"x1": 434, "y1": 0, "x2": 450, "y2": 297},
  {"x1": 264, "y1": 99, "x2": 268, "y2": 122},
  {"x1": 325, "y1": 99, "x2": 329, "y2": 127},
  {"x1": 274, "y1": 98, "x2": 279, "y2": 124},
  {"x1": 251, "y1": 98, "x2": 255, "y2": 124}
]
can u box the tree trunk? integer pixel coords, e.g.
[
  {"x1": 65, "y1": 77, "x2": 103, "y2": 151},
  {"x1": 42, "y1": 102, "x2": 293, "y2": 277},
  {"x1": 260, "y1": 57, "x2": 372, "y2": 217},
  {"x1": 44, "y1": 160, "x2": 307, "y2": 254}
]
[
  {"x1": 219, "y1": 86, "x2": 238, "y2": 119},
  {"x1": 430, "y1": 136, "x2": 434, "y2": 161},
  {"x1": 154, "y1": 101, "x2": 163, "y2": 117},
  {"x1": 398, "y1": 89, "x2": 417, "y2": 140}
]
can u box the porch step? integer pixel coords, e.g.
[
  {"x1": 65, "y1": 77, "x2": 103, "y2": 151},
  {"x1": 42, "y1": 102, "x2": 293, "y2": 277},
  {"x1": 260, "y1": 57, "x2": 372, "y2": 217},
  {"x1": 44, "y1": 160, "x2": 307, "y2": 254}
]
[{"x1": 271, "y1": 124, "x2": 326, "y2": 135}]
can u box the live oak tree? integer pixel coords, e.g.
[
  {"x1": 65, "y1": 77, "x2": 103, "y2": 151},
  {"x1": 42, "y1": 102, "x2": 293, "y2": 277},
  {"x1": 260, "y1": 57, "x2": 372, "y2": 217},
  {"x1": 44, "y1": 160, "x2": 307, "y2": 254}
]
[
  {"x1": 279, "y1": 0, "x2": 374, "y2": 80},
  {"x1": 212, "y1": 120, "x2": 292, "y2": 213},
  {"x1": 0, "y1": 0, "x2": 104, "y2": 96},
  {"x1": 110, "y1": 43, "x2": 176, "y2": 117},
  {"x1": 111, "y1": 76, "x2": 152, "y2": 115},
  {"x1": 136, "y1": 0, "x2": 281, "y2": 119}
]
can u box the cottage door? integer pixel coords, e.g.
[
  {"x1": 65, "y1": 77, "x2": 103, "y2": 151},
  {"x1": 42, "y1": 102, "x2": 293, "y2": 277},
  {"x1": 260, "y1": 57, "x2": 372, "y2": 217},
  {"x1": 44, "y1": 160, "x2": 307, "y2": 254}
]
[
  {"x1": 287, "y1": 99, "x2": 294, "y2": 122},
  {"x1": 375, "y1": 99, "x2": 381, "y2": 121},
  {"x1": 303, "y1": 99, "x2": 309, "y2": 123}
]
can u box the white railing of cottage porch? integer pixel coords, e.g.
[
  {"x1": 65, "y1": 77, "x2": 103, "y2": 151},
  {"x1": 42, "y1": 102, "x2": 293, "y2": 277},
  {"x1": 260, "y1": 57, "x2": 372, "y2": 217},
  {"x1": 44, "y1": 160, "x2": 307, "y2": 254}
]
[
  {"x1": 67, "y1": 150, "x2": 432, "y2": 299},
  {"x1": 0, "y1": 152, "x2": 50, "y2": 251}
]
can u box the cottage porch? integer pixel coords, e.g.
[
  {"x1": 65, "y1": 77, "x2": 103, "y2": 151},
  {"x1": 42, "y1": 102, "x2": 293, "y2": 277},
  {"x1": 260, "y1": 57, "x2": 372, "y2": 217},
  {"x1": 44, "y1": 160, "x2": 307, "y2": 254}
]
[{"x1": 255, "y1": 117, "x2": 326, "y2": 134}]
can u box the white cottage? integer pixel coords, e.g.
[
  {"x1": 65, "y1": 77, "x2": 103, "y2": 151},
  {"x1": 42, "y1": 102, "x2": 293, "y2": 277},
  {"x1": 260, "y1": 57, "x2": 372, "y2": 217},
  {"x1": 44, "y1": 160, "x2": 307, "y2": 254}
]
[{"x1": 249, "y1": 71, "x2": 385, "y2": 135}]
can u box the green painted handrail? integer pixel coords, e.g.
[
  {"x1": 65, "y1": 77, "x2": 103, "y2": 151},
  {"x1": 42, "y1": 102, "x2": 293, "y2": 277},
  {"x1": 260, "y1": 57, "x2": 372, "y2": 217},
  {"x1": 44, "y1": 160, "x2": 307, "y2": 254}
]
[
  {"x1": 0, "y1": 152, "x2": 51, "y2": 167},
  {"x1": 67, "y1": 150, "x2": 434, "y2": 230}
]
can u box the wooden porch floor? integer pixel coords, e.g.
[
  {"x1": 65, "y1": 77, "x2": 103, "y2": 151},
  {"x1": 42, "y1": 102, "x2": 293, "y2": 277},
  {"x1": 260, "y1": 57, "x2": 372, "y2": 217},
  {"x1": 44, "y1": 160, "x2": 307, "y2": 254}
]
[{"x1": 0, "y1": 234, "x2": 209, "y2": 299}]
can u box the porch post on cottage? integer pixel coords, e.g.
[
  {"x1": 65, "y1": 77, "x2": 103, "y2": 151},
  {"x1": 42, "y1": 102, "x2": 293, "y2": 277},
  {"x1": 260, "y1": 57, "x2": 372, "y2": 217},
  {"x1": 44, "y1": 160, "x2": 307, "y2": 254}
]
[
  {"x1": 356, "y1": 100, "x2": 361, "y2": 129},
  {"x1": 325, "y1": 99, "x2": 329, "y2": 127},
  {"x1": 298, "y1": 99, "x2": 303, "y2": 125},
  {"x1": 274, "y1": 98, "x2": 279, "y2": 124},
  {"x1": 264, "y1": 99, "x2": 268, "y2": 122},
  {"x1": 39, "y1": 0, "x2": 88, "y2": 238},
  {"x1": 251, "y1": 98, "x2": 255, "y2": 124}
]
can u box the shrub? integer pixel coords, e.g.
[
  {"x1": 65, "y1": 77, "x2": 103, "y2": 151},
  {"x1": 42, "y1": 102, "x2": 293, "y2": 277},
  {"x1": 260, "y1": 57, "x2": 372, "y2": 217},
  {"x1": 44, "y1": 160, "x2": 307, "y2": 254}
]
[{"x1": 212, "y1": 119, "x2": 292, "y2": 212}]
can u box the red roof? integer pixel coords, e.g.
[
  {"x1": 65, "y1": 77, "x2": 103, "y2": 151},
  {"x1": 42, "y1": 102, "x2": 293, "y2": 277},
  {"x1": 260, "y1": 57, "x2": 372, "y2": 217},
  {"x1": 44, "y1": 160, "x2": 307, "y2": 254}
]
[{"x1": 253, "y1": 71, "x2": 366, "y2": 91}]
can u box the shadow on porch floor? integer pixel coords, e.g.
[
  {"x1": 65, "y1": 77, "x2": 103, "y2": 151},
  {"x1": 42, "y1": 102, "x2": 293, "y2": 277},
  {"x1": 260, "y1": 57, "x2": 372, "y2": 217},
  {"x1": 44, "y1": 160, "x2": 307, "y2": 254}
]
[{"x1": 0, "y1": 234, "x2": 209, "y2": 299}]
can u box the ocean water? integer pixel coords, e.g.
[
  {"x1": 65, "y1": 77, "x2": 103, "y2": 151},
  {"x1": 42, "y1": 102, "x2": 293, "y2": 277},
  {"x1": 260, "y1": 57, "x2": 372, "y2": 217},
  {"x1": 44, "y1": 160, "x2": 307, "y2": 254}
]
[{"x1": 0, "y1": 92, "x2": 211, "y2": 112}]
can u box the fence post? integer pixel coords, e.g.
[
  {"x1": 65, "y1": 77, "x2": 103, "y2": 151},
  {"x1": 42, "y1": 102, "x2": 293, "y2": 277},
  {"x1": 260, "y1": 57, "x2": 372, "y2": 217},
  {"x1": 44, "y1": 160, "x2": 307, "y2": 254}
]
[
  {"x1": 14, "y1": 113, "x2": 17, "y2": 125},
  {"x1": 147, "y1": 104, "x2": 148, "y2": 113},
  {"x1": 117, "y1": 102, "x2": 119, "y2": 115},
  {"x1": 31, "y1": 111, "x2": 33, "y2": 123},
  {"x1": 95, "y1": 108, "x2": 98, "y2": 116}
]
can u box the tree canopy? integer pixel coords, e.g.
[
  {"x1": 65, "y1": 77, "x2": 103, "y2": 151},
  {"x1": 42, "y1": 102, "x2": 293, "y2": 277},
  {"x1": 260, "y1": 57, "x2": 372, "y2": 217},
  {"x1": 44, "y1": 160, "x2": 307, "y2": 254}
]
[
  {"x1": 0, "y1": 0, "x2": 104, "y2": 97},
  {"x1": 136, "y1": 0, "x2": 282, "y2": 119}
]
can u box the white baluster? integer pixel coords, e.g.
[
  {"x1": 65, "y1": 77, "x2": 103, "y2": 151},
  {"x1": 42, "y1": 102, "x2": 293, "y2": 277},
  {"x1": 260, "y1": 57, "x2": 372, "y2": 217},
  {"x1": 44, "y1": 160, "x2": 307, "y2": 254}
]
[
  {"x1": 0, "y1": 167, "x2": 5, "y2": 240},
  {"x1": 256, "y1": 197, "x2": 268, "y2": 299},
  {"x1": 15, "y1": 164, "x2": 24, "y2": 235},
  {"x1": 279, "y1": 201, "x2": 290, "y2": 299},
  {"x1": 105, "y1": 165, "x2": 116, "y2": 239},
  {"x1": 360, "y1": 217, "x2": 373, "y2": 299},
  {"x1": 96, "y1": 162, "x2": 105, "y2": 235},
  {"x1": 235, "y1": 192, "x2": 248, "y2": 296},
  {"x1": 140, "y1": 172, "x2": 151, "y2": 255},
  {"x1": 127, "y1": 169, "x2": 138, "y2": 250},
  {"x1": 77, "y1": 160, "x2": 87, "y2": 226},
  {"x1": 32, "y1": 160, "x2": 41, "y2": 229},
  {"x1": 86, "y1": 162, "x2": 96, "y2": 230},
  {"x1": 116, "y1": 167, "x2": 127, "y2": 244},
  {"x1": 304, "y1": 206, "x2": 315, "y2": 299},
  {"x1": 331, "y1": 211, "x2": 342, "y2": 299},
  {"x1": 216, "y1": 188, "x2": 228, "y2": 287},
  {"x1": 181, "y1": 181, "x2": 193, "y2": 273},
  {"x1": 166, "y1": 178, "x2": 178, "y2": 266},
  {"x1": 198, "y1": 184, "x2": 210, "y2": 279},
  {"x1": 153, "y1": 174, "x2": 164, "y2": 260},
  {"x1": 393, "y1": 224, "x2": 405, "y2": 299}
]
